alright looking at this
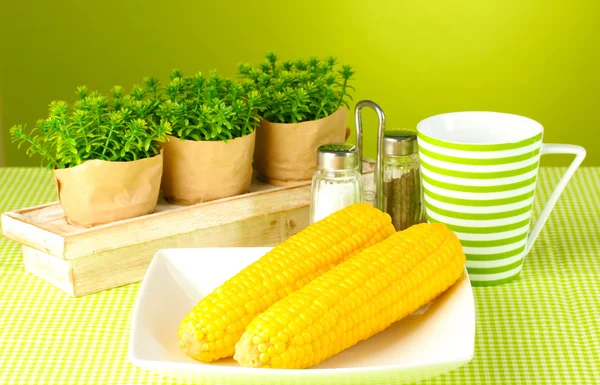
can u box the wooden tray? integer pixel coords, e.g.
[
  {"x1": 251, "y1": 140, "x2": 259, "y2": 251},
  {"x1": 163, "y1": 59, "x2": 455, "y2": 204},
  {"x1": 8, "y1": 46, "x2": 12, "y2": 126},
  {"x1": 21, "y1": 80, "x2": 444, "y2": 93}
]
[{"x1": 2, "y1": 162, "x2": 374, "y2": 297}]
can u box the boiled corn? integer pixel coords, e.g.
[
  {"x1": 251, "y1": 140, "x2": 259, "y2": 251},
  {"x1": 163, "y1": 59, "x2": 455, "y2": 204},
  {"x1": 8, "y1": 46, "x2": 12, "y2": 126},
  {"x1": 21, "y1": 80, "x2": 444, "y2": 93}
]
[
  {"x1": 234, "y1": 223, "x2": 465, "y2": 369},
  {"x1": 179, "y1": 203, "x2": 395, "y2": 362}
]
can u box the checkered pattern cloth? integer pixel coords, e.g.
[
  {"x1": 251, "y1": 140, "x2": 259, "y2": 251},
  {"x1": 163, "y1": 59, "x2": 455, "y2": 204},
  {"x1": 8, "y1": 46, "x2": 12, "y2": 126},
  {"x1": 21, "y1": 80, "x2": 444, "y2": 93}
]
[{"x1": 0, "y1": 167, "x2": 598, "y2": 384}]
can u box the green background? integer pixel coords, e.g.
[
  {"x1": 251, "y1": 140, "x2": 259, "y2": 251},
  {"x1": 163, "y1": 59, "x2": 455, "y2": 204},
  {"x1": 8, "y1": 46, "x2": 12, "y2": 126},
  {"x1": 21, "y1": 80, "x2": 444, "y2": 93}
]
[{"x1": 1, "y1": 0, "x2": 598, "y2": 166}]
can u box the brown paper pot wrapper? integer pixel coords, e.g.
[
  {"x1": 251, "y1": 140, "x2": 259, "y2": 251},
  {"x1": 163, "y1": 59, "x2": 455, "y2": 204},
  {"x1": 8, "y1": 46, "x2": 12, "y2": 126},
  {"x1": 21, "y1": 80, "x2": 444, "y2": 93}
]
[
  {"x1": 254, "y1": 107, "x2": 348, "y2": 186},
  {"x1": 161, "y1": 130, "x2": 256, "y2": 205},
  {"x1": 53, "y1": 152, "x2": 163, "y2": 227}
]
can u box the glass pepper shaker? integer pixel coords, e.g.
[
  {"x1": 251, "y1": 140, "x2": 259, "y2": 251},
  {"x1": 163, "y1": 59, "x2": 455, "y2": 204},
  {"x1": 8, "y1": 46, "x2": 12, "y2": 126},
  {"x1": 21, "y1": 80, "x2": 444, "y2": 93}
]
[
  {"x1": 382, "y1": 134, "x2": 425, "y2": 231},
  {"x1": 355, "y1": 100, "x2": 425, "y2": 231},
  {"x1": 310, "y1": 144, "x2": 363, "y2": 224}
]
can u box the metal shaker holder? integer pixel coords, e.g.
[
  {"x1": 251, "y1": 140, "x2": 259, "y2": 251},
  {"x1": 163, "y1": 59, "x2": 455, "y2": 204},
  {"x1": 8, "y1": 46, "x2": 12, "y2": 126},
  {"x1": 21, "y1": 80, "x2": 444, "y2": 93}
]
[{"x1": 354, "y1": 100, "x2": 386, "y2": 209}]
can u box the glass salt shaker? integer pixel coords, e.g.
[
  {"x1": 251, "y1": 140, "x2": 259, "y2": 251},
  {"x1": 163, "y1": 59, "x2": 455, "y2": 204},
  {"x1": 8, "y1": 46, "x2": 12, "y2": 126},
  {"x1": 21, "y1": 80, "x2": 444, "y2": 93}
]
[
  {"x1": 309, "y1": 145, "x2": 363, "y2": 224},
  {"x1": 382, "y1": 134, "x2": 425, "y2": 231}
]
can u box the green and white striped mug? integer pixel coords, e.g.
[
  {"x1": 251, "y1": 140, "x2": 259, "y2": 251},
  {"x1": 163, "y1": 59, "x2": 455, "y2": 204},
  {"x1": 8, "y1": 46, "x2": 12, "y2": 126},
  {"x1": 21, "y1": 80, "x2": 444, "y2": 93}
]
[{"x1": 417, "y1": 112, "x2": 586, "y2": 286}]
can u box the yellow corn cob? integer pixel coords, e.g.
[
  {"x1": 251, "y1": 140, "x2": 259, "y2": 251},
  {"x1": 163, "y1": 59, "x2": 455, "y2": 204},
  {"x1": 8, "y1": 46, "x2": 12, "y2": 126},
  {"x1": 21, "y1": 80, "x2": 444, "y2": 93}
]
[
  {"x1": 234, "y1": 223, "x2": 465, "y2": 369},
  {"x1": 179, "y1": 204, "x2": 395, "y2": 362}
]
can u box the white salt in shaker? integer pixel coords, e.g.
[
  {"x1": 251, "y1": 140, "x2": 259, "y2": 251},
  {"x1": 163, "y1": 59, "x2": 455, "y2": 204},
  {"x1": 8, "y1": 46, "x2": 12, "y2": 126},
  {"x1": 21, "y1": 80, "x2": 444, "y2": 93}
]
[{"x1": 309, "y1": 144, "x2": 363, "y2": 224}]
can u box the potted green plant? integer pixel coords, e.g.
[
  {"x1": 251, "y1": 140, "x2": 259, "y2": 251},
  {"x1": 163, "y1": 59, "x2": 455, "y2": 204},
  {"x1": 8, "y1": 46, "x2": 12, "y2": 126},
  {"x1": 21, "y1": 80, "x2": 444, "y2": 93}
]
[
  {"x1": 10, "y1": 79, "x2": 171, "y2": 227},
  {"x1": 238, "y1": 53, "x2": 355, "y2": 185},
  {"x1": 156, "y1": 70, "x2": 264, "y2": 205}
]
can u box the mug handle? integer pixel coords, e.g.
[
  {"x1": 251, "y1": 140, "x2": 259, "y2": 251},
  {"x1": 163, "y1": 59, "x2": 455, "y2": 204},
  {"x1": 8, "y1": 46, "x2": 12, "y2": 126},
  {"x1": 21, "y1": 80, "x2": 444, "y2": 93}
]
[{"x1": 526, "y1": 144, "x2": 586, "y2": 253}]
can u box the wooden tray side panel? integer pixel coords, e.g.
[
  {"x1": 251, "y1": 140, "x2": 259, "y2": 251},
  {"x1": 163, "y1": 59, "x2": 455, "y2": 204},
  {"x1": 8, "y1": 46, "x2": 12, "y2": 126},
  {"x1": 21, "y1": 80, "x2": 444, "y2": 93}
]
[
  {"x1": 69, "y1": 207, "x2": 309, "y2": 297},
  {"x1": 22, "y1": 246, "x2": 74, "y2": 296},
  {"x1": 63, "y1": 185, "x2": 311, "y2": 259}
]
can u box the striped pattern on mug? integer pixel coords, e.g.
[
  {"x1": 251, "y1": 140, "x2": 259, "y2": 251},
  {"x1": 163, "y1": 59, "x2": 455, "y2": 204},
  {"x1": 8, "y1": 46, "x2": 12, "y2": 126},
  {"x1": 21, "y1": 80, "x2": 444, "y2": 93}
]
[{"x1": 417, "y1": 130, "x2": 542, "y2": 286}]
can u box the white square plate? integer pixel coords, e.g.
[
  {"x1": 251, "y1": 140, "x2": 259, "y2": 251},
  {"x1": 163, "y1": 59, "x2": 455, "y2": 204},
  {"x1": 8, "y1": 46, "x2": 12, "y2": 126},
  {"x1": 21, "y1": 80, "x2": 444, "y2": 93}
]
[{"x1": 129, "y1": 248, "x2": 475, "y2": 385}]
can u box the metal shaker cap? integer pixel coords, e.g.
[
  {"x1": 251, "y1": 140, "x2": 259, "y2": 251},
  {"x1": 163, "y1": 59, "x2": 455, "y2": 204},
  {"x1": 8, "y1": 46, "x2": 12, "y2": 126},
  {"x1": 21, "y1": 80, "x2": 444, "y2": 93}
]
[
  {"x1": 317, "y1": 144, "x2": 358, "y2": 170},
  {"x1": 383, "y1": 133, "x2": 417, "y2": 156}
]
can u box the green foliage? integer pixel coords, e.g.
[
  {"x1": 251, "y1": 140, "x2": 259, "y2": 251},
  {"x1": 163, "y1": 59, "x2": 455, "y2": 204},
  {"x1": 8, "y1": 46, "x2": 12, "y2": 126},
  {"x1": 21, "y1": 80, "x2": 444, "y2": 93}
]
[
  {"x1": 238, "y1": 52, "x2": 355, "y2": 123},
  {"x1": 10, "y1": 79, "x2": 171, "y2": 169},
  {"x1": 157, "y1": 70, "x2": 265, "y2": 141}
]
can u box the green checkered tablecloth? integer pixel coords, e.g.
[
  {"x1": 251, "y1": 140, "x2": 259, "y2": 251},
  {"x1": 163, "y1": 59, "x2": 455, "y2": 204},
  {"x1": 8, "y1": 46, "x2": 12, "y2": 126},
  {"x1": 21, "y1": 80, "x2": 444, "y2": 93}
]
[{"x1": 0, "y1": 167, "x2": 598, "y2": 384}]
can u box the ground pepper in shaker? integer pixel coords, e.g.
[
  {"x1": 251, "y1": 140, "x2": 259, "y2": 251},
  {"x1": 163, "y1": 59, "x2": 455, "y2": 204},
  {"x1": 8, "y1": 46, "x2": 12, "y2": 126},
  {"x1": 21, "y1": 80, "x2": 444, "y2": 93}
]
[
  {"x1": 382, "y1": 133, "x2": 425, "y2": 231},
  {"x1": 310, "y1": 144, "x2": 363, "y2": 224}
]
